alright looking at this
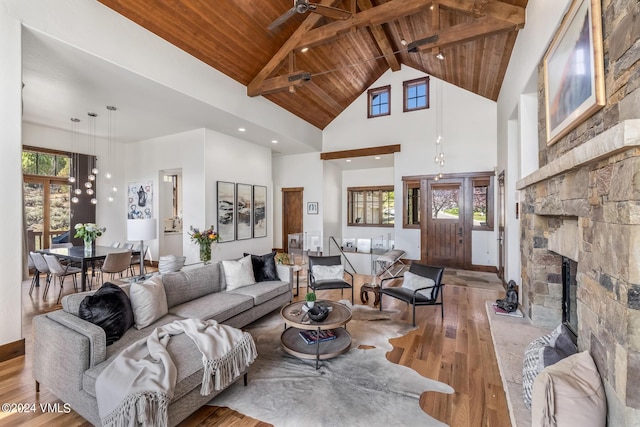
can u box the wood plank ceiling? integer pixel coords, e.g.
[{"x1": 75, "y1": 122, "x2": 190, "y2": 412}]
[{"x1": 97, "y1": 0, "x2": 528, "y2": 130}]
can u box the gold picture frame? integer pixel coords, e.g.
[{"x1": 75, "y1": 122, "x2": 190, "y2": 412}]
[{"x1": 543, "y1": 0, "x2": 605, "y2": 145}]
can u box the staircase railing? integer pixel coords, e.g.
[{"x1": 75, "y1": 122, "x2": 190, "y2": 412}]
[{"x1": 328, "y1": 236, "x2": 357, "y2": 275}]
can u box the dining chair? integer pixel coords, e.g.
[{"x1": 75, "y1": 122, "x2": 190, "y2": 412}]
[
  {"x1": 28, "y1": 252, "x2": 50, "y2": 296},
  {"x1": 379, "y1": 263, "x2": 445, "y2": 326},
  {"x1": 98, "y1": 250, "x2": 132, "y2": 285},
  {"x1": 43, "y1": 254, "x2": 82, "y2": 304},
  {"x1": 109, "y1": 242, "x2": 121, "y2": 248}
]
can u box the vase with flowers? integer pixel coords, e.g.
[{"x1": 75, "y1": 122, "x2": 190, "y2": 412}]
[
  {"x1": 189, "y1": 225, "x2": 220, "y2": 263},
  {"x1": 74, "y1": 223, "x2": 106, "y2": 255}
]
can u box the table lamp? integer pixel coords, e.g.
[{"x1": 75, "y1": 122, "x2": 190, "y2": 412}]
[{"x1": 127, "y1": 218, "x2": 157, "y2": 281}]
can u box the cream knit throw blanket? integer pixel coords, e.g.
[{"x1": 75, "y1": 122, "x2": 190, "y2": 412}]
[{"x1": 96, "y1": 318, "x2": 257, "y2": 427}]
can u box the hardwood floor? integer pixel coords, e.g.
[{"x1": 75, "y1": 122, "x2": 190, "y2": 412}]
[{"x1": 0, "y1": 271, "x2": 511, "y2": 427}]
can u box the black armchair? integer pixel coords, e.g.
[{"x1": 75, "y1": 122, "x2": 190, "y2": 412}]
[
  {"x1": 308, "y1": 255, "x2": 354, "y2": 304},
  {"x1": 379, "y1": 263, "x2": 445, "y2": 326}
]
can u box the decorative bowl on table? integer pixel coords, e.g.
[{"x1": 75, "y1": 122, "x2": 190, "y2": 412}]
[{"x1": 307, "y1": 305, "x2": 330, "y2": 322}]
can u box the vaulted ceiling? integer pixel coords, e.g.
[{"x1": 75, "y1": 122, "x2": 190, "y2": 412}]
[{"x1": 97, "y1": 0, "x2": 527, "y2": 130}]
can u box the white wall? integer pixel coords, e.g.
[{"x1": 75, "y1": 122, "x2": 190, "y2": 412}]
[
  {"x1": 272, "y1": 153, "x2": 324, "y2": 249},
  {"x1": 324, "y1": 66, "x2": 498, "y2": 262},
  {"x1": 497, "y1": 0, "x2": 572, "y2": 283},
  {"x1": 322, "y1": 161, "x2": 342, "y2": 252},
  {"x1": 0, "y1": 10, "x2": 24, "y2": 347}
]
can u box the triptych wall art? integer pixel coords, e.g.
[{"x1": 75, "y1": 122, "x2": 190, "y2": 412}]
[{"x1": 216, "y1": 181, "x2": 267, "y2": 242}]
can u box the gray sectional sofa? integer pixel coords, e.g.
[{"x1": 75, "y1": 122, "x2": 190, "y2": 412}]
[{"x1": 32, "y1": 261, "x2": 292, "y2": 426}]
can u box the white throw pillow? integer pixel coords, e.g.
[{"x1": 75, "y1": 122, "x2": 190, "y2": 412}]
[
  {"x1": 312, "y1": 265, "x2": 344, "y2": 281},
  {"x1": 222, "y1": 255, "x2": 256, "y2": 290},
  {"x1": 129, "y1": 275, "x2": 168, "y2": 330},
  {"x1": 401, "y1": 271, "x2": 436, "y2": 298}
]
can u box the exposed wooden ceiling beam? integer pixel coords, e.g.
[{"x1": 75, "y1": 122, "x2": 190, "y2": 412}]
[
  {"x1": 357, "y1": 0, "x2": 400, "y2": 72},
  {"x1": 320, "y1": 144, "x2": 401, "y2": 160},
  {"x1": 247, "y1": 0, "x2": 342, "y2": 97},
  {"x1": 407, "y1": 15, "x2": 522, "y2": 53},
  {"x1": 295, "y1": 0, "x2": 524, "y2": 50},
  {"x1": 249, "y1": 72, "x2": 311, "y2": 97}
]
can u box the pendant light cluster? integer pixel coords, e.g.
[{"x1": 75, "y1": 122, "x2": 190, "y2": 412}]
[
  {"x1": 69, "y1": 117, "x2": 82, "y2": 204},
  {"x1": 84, "y1": 112, "x2": 98, "y2": 205},
  {"x1": 105, "y1": 106, "x2": 118, "y2": 204},
  {"x1": 433, "y1": 80, "x2": 445, "y2": 181}
]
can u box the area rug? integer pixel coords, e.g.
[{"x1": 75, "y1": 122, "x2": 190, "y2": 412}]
[{"x1": 209, "y1": 303, "x2": 454, "y2": 427}]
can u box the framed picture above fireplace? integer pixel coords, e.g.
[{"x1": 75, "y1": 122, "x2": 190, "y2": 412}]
[{"x1": 543, "y1": 0, "x2": 605, "y2": 145}]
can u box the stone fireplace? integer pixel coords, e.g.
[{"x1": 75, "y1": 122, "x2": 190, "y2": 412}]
[{"x1": 517, "y1": 120, "x2": 640, "y2": 424}]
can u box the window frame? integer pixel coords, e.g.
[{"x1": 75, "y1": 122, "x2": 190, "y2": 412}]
[
  {"x1": 403, "y1": 77, "x2": 430, "y2": 113},
  {"x1": 367, "y1": 85, "x2": 391, "y2": 118},
  {"x1": 471, "y1": 176, "x2": 494, "y2": 231},
  {"x1": 347, "y1": 185, "x2": 394, "y2": 227},
  {"x1": 402, "y1": 179, "x2": 421, "y2": 229}
]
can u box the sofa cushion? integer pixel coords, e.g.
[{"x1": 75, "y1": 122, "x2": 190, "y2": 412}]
[
  {"x1": 78, "y1": 283, "x2": 134, "y2": 346},
  {"x1": 83, "y1": 314, "x2": 206, "y2": 403},
  {"x1": 129, "y1": 276, "x2": 169, "y2": 329},
  {"x1": 531, "y1": 351, "x2": 606, "y2": 427},
  {"x1": 168, "y1": 292, "x2": 254, "y2": 322},
  {"x1": 227, "y1": 280, "x2": 290, "y2": 305},
  {"x1": 221, "y1": 255, "x2": 256, "y2": 290},
  {"x1": 62, "y1": 284, "x2": 131, "y2": 317},
  {"x1": 244, "y1": 252, "x2": 278, "y2": 282},
  {"x1": 162, "y1": 263, "x2": 222, "y2": 308}
]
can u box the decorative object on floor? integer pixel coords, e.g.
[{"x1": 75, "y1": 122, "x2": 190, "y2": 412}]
[
  {"x1": 127, "y1": 181, "x2": 153, "y2": 219},
  {"x1": 543, "y1": 0, "x2": 605, "y2": 145},
  {"x1": 189, "y1": 225, "x2": 220, "y2": 263},
  {"x1": 304, "y1": 291, "x2": 316, "y2": 308},
  {"x1": 127, "y1": 218, "x2": 157, "y2": 279},
  {"x1": 360, "y1": 282, "x2": 381, "y2": 306},
  {"x1": 209, "y1": 307, "x2": 453, "y2": 427},
  {"x1": 236, "y1": 183, "x2": 252, "y2": 240},
  {"x1": 252, "y1": 185, "x2": 267, "y2": 238},
  {"x1": 74, "y1": 222, "x2": 106, "y2": 255},
  {"x1": 495, "y1": 279, "x2": 519, "y2": 312},
  {"x1": 216, "y1": 181, "x2": 235, "y2": 242},
  {"x1": 307, "y1": 201, "x2": 318, "y2": 214}
]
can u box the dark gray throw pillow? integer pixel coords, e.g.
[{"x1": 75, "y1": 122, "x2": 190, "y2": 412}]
[
  {"x1": 79, "y1": 282, "x2": 134, "y2": 346},
  {"x1": 244, "y1": 252, "x2": 278, "y2": 282},
  {"x1": 541, "y1": 324, "x2": 578, "y2": 367}
]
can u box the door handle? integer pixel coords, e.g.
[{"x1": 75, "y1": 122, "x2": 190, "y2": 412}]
[{"x1": 457, "y1": 227, "x2": 463, "y2": 236}]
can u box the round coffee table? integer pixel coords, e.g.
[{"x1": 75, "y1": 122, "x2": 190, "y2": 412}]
[{"x1": 280, "y1": 300, "x2": 352, "y2": 369}]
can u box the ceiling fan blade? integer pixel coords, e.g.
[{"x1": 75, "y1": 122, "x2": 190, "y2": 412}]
[
  {"x1": 309, "y1": 4, "x2": 351, "y2": 20},
  {"x1": 268, "y1": 7, "x2": 298, "y2": 31}
]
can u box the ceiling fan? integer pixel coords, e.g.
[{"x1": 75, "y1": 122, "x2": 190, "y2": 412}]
[{"x1": 268, "y1": 0, "x2": 351, "y2": 31}]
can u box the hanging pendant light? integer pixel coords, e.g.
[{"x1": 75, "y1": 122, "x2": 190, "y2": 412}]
[
  {"x1": 434, "y1": 80, "x2": 445, "y2": 179},
  {"x1": 70, "y1": 117, "x2": 81, "y2": 203},
  {"x1": 84, "y1": 112, "x2": 99, "y2": 203},
  {"x1": 106, "y1": 106, "x2": 118, "y2": 203}
]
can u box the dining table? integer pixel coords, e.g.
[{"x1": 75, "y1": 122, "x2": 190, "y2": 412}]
[{"x1": 38, "y1": 245, "x2": 139, "y2": 292}]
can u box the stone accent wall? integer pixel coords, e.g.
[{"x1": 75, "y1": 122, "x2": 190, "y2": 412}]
[{"x1": 520, "y1": 1, "x2": 640, "y2": 425}]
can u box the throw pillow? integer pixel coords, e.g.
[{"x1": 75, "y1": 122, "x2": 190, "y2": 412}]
[
  {"x1": 158, "y1": 255, "x2": 186, "y2": 274},
  {"x1": 531, "y1": 351, "x2": 606, "y2": 427},
  {"x1": 222, "y1": 255, "x2": 256, "y2": 290},
  {"x1": 311, "y1": 265, "x2": 344, "y2": 281},
  {"x1": 401, "y1": 271, "x2": 436, "y2": 298},
  {"x1": 538, "y1": 324, "x2": 578, "y2": 370},
  {"x1": 78, "y1": 282, "x2": 134, "y2": 346},
  {"x1": 244, "y1": 251, "x2": 278, "y2": 282},
  {"x1": 522, "y1": 332, "x2": 554, "y2": 408},
  {"x1": 129, "y1": 276, "x2": 168, "y2": 329}
]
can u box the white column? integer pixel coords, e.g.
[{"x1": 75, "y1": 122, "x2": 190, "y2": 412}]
[{"x1": 0, "y1": 11, "x2": 24, "y2": 346}]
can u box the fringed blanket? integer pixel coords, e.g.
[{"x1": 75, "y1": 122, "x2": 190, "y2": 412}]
[{"x1": 96, "y1": 318, "x2": 257, "y2": 427}]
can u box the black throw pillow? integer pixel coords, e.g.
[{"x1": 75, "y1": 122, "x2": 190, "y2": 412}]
[
  {"x1": 244, "y1": 252, "x2": 278, "y2": 282},
  {"x1": 78, "y1": 282, "x2": 134, "y2": 346}
]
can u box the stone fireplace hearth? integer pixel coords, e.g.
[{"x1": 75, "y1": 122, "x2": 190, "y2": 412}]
[{"x1": 516, "y1": 120, "x2": 640, "y2": 425}]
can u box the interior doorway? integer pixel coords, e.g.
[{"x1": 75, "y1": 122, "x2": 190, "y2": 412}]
[{"x1": 282, "y1": 187, "x2": 303, "y2": 253}]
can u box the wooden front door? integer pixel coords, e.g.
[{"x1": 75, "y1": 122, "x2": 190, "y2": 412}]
[
  {"x1": 282, "y1": 187, "x2": 303, "y2": 253},
  {"x1": 425, "y1": 179, "x2": 466, "y2": 268}
]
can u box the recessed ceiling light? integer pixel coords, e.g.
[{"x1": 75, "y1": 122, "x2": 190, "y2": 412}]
[
  {"x1": 346, "y1": 159, "x2": 352, "y2": 162},
  {"x1": 272, "y1": 140, "x2": 278, "y2": 144},
  {"x1": 375, "y1": 156, "x2": 381, "y2": 160},
  {"x1": 400, "y1": 39, "x2": 407, "y2": 46},
  {"x1": 301, "y1": 47, "x2": 309, "y2": 53},
  {"x1": 238, "y1": 127, "x2": 246, "y2": 132},
  {"x1": 436, "y1": 52, "x2": 444, "y2": 60}
]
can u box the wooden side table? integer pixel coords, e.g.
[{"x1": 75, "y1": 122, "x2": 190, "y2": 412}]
[{"x1": 360, "y1": 283, "x2": 381, "y2": 306}]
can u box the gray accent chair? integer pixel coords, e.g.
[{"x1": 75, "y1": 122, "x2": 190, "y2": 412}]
[
  {"x1": 308, "y1": 255, "x2": 354, "y2": 304},
  {"x1": 43, "y1": 254, "x2": 83, "y2": 304},
  {"x1": 379, "y1": 263, "x2": 445, "y2": 326}
]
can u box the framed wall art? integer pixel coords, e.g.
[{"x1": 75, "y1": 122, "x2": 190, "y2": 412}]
[
  {"x1": 216, "y1": 181, "x2": 235, "y2": 242},
  {"x1": 543, "y1": 0, "x2": 605, "y2": 145},
  {"x1": 236, "y1": 183, "x2": 252, "y2": 240},
  {"x1": 252, "y1": 185, "x2": 267, "y2": 238},
  {"x1": 128, "y1": 181, "x2": 153, "y2": 219},
  {"x1": 307, "y1": 202, "x2": 318, "y2": 215}
]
